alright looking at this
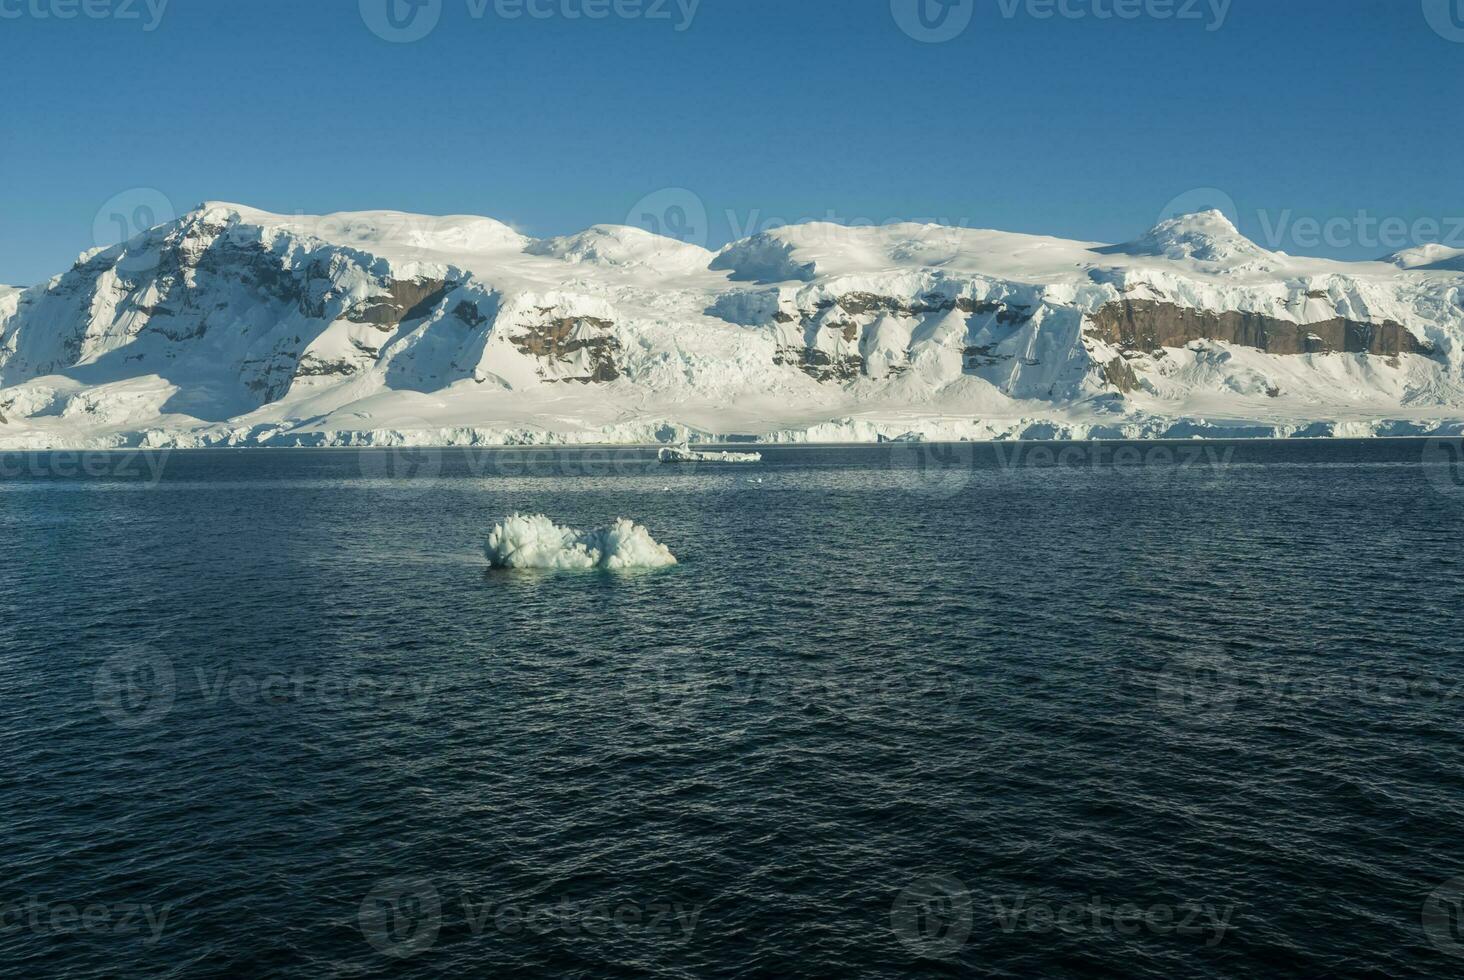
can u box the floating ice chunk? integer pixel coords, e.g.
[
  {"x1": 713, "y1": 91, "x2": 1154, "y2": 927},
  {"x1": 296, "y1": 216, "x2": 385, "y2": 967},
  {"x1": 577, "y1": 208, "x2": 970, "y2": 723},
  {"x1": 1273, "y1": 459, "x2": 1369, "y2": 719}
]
[
  {"x1": 658, "y1": 445, "x2": 762, "y2": 463},
  {"x1": 485, "y1": 514, "x2": 677, "y2": 570}
]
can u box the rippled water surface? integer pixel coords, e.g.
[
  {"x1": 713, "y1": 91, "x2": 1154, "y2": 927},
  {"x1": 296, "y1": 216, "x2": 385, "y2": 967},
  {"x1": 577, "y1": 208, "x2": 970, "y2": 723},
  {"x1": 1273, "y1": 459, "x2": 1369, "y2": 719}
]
[{"x1": 3, "y1": 441, "x2": 1464, "y2": 978}]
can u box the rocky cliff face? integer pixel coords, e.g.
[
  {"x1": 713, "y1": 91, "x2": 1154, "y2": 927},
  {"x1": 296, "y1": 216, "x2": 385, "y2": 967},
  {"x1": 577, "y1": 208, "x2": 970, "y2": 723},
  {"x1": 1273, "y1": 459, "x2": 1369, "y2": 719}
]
[
  {"x1": 1088, "y1": 300, "x2": 1436, "y2": 358},
  {"x1": 1, "y1": 205, "x2": 1461, "y2": 447}
]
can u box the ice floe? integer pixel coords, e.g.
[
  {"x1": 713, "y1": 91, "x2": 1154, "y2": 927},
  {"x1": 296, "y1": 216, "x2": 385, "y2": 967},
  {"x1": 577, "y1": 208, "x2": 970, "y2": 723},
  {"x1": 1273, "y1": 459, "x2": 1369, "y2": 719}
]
[{"x1": 485, "y1": 514, "x2": 677, "y2": 570}]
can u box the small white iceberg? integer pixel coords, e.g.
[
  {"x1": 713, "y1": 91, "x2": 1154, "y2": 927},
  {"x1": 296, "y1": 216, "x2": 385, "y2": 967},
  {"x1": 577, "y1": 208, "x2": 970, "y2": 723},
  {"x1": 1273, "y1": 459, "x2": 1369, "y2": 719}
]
[
  {"x1": 485, "y1": 514, "x2": 678, "y2": 570},
  {"x1": 658, "y1": 443, "x2": 762, "y2": 464}
]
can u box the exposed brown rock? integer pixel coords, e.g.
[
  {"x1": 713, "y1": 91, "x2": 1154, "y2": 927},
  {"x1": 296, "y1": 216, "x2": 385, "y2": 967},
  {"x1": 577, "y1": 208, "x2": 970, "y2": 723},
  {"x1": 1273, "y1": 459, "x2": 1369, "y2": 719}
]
[
  {"x1": 780, "y1": 293, "x2": 1033, "y2": 383},
  {"x1": 1102, "y1": 357, "x2": 1140, "y2": 393},
  {"x1": 774, "y1": 346, "x2": 864, "y2": 382},
  {"x1": 347, "y1": 278, "x2": 456, "y2": 330},
  {"x1": 452, "y1": 301, "x2": 487, "y2": 327},
  {"x1": 512, "y1": 315, "x2": 621, "y2": 383},
  {"x1": 1088, "y1": 299, "x2": 1433, "y2": 357},
  {"x1": 293, "y1": 355, "x2": 362, "y2": 380},
  {"x1": 963, "y1": 345, "x2": 1039, "y2": 370},
  {"x1": 810, "y1": 292, "x2": 1031, "y2": 324}
]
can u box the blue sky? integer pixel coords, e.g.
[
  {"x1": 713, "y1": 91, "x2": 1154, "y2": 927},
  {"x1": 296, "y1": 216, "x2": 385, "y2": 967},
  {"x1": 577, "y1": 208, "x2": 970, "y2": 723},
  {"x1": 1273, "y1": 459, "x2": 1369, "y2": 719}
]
[{"x1": 0, "y1": 0, "x2": 1461, "y2": 284}]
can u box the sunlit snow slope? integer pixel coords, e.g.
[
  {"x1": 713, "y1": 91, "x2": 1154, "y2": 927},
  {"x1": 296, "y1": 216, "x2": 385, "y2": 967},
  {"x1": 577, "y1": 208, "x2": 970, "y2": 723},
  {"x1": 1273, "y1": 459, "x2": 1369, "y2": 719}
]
[{"x1": 1, "y1": 204, "x2": 1462, "y2": 447}]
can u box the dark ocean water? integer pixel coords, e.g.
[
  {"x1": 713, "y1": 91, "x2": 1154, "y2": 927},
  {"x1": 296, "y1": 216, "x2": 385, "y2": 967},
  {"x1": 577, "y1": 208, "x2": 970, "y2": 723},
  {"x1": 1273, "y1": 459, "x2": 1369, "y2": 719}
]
[{"x1": 3, "y1": 439, "x2": 1464, "y2": 978}]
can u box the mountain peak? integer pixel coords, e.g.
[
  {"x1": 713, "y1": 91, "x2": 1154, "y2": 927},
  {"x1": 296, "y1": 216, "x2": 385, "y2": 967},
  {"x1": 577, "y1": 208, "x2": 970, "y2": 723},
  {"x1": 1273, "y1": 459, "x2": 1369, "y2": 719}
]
[
  {"x1": 524, "y1": 224, "x2": 713, "y2": 271},
  {"x1": 1101, "y1": 209, "x2": 1269, "y2": 265},
  {"x1": 1386, "y1": 242, "x2": 1464, "y2": 272}
]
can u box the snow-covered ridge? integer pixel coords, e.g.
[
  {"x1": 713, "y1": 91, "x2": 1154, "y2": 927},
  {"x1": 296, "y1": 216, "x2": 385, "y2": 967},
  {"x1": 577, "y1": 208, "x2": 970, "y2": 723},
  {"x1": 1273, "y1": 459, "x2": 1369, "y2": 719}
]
[
  {"x1": 1389, "y1": 243, "x2": 1464, "y2": 272},
  {"x1": 1, "y1": 202, "x2": 1462, "y2": 448},
  {"x1": 526, "y1": 224, "x2": 713, "y2": 273}
]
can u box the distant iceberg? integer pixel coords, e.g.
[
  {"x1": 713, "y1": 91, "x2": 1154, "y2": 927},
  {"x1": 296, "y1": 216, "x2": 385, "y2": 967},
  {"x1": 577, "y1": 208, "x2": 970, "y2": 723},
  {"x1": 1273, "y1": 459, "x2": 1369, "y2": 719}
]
[
  {"x1": 485, "y1": 514, "x2": 678, "y2": 570},
  {"x1": 658, "y1": 444, "x2": 762, "y2": 464}
]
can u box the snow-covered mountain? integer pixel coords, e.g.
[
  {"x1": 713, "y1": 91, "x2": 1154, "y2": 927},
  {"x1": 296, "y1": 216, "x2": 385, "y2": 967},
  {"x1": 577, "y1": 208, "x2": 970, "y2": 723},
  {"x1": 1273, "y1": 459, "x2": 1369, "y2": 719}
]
[{"x1": 2, "y1": 203, "x2": 1462, "y2": 448}]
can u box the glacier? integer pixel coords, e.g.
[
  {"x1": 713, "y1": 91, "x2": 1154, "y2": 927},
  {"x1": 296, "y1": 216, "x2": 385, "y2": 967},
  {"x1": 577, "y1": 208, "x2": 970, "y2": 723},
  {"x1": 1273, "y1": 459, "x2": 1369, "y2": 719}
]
[{"x1": 1, "y1": 202, "x2": 1462, "y2": 448}]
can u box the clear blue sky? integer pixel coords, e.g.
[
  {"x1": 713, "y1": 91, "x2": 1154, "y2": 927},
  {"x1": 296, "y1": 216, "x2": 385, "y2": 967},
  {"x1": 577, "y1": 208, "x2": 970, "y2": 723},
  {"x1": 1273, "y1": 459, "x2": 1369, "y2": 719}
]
[{"x1": 0, "y1": 0, "x2": 1460, "y2": 284}]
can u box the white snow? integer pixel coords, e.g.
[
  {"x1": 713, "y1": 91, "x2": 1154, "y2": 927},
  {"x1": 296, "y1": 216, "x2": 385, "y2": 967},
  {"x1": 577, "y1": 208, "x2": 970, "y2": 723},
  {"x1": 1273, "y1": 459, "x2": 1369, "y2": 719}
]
[
  {"x1": 1100, "y1": 210, "x2": 1274, "y2": 268},
  {"x1": 1387, "y1": 243, "x2": 1464, "y2": 272},
  {"x1": 659, "y1": 445, "x2": 761, "y2": 463},
  {"x1": 525, "y1": 224, "x2": 713, "y2": 273},
  {"x1": 1, "y1": 202, "x2": 1463, "y2": 447},
  {"x1": 485, "y1": 514, "x2": 678, "y2": 570}
]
